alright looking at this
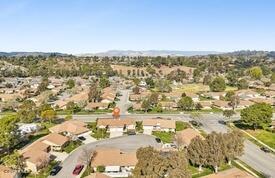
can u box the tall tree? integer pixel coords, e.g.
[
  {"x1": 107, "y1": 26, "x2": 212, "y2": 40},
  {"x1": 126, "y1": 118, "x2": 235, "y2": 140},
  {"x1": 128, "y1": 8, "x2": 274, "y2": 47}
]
[
  {"x1": 99, "y1": 77, "x2": 110, "y2": 88},
  {"x1": 17, "y1": 100, "x2": 37, "y2": 123},
  {"x1": 249, "y1": 66, "x2": 262, "y2": 80},
  {"x1": 0, "y1": 115, "x2": 19, "y2": 152},
  {"x1": 205, "y1": 132, "x2": 225, "y2": 173},
  {"x1": 237, "y1": 79, "x2": 248, "y2": 89},
  {"x1": 1, "y1": 150, "x2": 25, "y2": 173},
  {"x1": 187, "y1": 136, "x2": 207, "y2": 171},
  {"x1": 41, "y1": 109, "x2": 57, "y2": 123},
  {"x1": 209, "y1": 77, "x2": 226, "y2": 92},
  {"x1": 141, "y1": 99, "x2": 151, "y2": 113},
  {"x1": 88, "y1": 83, "x2": 102, "y2": 102},
  {"x1": 177, "y1": 96, "x2": 194, "y2": 111},
  {"x1": 222, "y1": 130, "x2": 244, "y2": 165}
]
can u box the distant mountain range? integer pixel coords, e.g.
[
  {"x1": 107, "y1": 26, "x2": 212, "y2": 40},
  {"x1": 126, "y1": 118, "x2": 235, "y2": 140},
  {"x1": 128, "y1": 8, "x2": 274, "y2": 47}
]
[
  {"x1": 0, "y1": 52, "x2": 67, "y2": 57},
  {"x1": 79, "y1": 50, "x2": 222, "y2": 57},
  {"x1": 1, "y1": 50, "x2": 274, "y2": 57}
]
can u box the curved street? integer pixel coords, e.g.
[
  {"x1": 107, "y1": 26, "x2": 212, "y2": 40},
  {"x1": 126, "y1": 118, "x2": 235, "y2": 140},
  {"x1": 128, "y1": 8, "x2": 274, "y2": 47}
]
[{"x1": 50, "y1": 134, "x2": 161, "y2": 178}]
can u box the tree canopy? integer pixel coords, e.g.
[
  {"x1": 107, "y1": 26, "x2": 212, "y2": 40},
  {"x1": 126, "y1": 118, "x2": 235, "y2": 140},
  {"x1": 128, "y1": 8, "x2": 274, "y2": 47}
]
[{"x1": 209, "y1": 77, "x2": 226, "y2": 92}]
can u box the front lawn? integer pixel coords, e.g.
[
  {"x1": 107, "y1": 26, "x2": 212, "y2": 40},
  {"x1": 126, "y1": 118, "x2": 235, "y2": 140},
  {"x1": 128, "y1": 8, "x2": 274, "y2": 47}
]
[
  {"x1": 176, "y1": 121, "x2": 189, "y2": 131},
  {"x1": 246, "y1": 129, "x2": 275, "y2": 149},
  {"x1": 91, "y1": 128, "x2": 109, "y2": 140},
  {"x1": 152, "y1": 131, "x2": 174, "y2": 143},
  {"x1": 64, "y1": 140, "x2": 82, "y2": 153}
]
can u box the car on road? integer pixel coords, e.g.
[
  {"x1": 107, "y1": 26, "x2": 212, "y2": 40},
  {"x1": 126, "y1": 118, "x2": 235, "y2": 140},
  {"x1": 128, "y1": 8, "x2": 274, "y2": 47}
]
[
  {"x1": 218, "y1": 120, "x2": 226, "y2": 125},
  {"x1": 78, "y1": 136, "x2": 86, "y2": 141},
  {"x1": 261, "y1": 147, "x2": 271, "y2": 153},
  {"x1": 155, "y1": 137, "x2": 162, "y2": 143},
  {"x1": 189, "y1": 120, "x2": 202, "y2": 127},
  {"x1": 50, "y1": 165, "x2": 62, "y2": 176},
  {"x1": 72, "y1": 164, "x2": 84, "y2": 175},
  {"x1": 128, "y1": 131, "x2": 136, "y2": 135}
]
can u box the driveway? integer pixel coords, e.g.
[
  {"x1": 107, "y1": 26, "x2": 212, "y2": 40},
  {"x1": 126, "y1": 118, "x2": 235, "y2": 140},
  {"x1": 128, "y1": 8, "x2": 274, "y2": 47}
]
[
  {"x1": 116, "y1": 89, "x2": 131, "y2": 114},
  {"x1": 50, "y1": 134, "x2": 161, "y2": 178},
  {"x1": 78, "y1": 131, "x2": 97, "y2": 144}
]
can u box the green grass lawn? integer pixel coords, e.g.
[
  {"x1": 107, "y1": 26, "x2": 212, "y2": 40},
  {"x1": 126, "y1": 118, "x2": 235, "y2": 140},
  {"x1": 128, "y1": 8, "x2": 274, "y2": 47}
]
[
  {"x1": 64, "y1": 140, "x2": 82, "y2": 153},
  {"x1": 152, "y1": 131, "x2": 175, "y2": 143},
  {"x1": 91, "y1": 128, "x2": 110, "y2": 140},
  {"x1": 246, "y1": 129, "x2": 275, "y2": 149},
  {"x1": 176, "y1": 121, "x2": 189, "y2": 131}
]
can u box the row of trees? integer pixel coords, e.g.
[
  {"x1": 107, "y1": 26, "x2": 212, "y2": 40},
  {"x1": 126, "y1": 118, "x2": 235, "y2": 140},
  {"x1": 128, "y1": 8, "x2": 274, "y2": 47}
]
[
  {"x1": 188, "y1": 130, "x2": 244, "y2": 173},
  {"x1": 132, "y1": 146, "x2": 191, "y2": 178}
]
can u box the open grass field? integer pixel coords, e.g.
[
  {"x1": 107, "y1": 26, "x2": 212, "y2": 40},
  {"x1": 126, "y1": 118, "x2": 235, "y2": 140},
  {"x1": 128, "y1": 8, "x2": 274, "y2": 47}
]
[
  {"x1": 173, "y1": 83, "x2": 237, "y2": 93},
  {"x1": 246, "y1": 129, "x2": 275, "y2": 149}
]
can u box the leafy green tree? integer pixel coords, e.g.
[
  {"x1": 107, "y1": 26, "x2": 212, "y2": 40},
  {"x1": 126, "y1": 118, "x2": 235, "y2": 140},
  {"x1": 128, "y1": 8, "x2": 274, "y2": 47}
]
[
  {"x1": 177, "y1": 96, "x2": 194, "y2": 111},
  {"x1": 241, "y1": 103, "x2": 273, "y2": 129},
  {"x1": 155, "y1": 79, "x2": 172, "y2": 93},
  {"x1": 187, "y1": 136, "x2": 208, "y2": 172},
  {"x1": 225, "y1": 91, "x2": 235, "y2": 101},
  {"x1": 205, "y1": 132, "x2": 225, "y2": 173},
  {"x1": 209, "y1": 77, "x2": 226, "y2": 92},
  {"x1": 36, "y1": 77, "x2": 49, "y2": 94},
  {"x1": 145, "y1": 77, "x2": 155, "y2": 88},
  {"x1": 66, "y1": 101, "x2": 81, "y2": 113},
  {"x1": 0, "y1": 115, "x2": 19, "y2": 152},
  {"x1": 237, "y1": 79, "x2": 248, "y2": 89},
  {"x1": 141, "y1": 99, "x2": 151, "y2": 113},
  {"x1": 226, "y1": 71, "x2": 238, "y2": 86},
  {"x1": 17, "y1": 100, "x2": 37, "y2": 123},
  {"x1": 99, "y1": 77, "x2": 110, "y2": 88},
  {"x1": 223, "y1": 130, "x2": 244, "y2": 165},
  {"x1": 167, "y1": 69, "x2": 187, "y2": 82},
  {"x1": 203, "y1": 75, "x2": 212, "y2": 85},
  {"x1": 66, "y1": 78, "x2": 75, "y2": 89},
  {"x1": 223, "y1": 110, "x2": 235, "y2": 120},
  {"x1": 88, "y1": 83, "x2": 102, "y2": 102},
  {"x1": 149, "y1": 92, "x2": 159, "y2": 107},
  {"x1": 249, "y1": 66, "x2": 262, "y2": 80},
  {"x1": 41, "y1": 109, "x2": 57, "y2": 123},
  {"x1": 229, "y1": 95, "x2": 240, "y2": 110},
  {"x1": 1, "y1": 150, "x2": 25, "y2": 172},
  {"x1": 132, "y1": 147, "x2": 191, "y2": 178}
]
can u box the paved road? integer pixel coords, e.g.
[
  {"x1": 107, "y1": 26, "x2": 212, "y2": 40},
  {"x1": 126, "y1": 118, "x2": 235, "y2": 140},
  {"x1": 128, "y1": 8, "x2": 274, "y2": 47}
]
[
  {"x1": 50, "y1": 135, "x2": 161, "y2": 178},
  {"x1": 116, "y1": 89, "x2": 131, "y2": 115},
  {"x1": 198, "y1": 115, "x2": 275, "y2": 178}
]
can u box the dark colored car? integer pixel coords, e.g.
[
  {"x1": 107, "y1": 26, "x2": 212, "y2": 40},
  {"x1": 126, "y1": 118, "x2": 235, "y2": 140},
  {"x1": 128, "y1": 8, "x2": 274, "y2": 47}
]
[
  {"x1": 189, "y1": 120, "x2": 202, "y2": 127},
  {"x1": 72, "y1": 164, "x2": 84, "y2": 175},
  {"x1": 218, "y1": 120, "x2": 226, "y2": 125},
  {"x1": 261, "y1": 147, "x2": 271, "y2": 153},
  {"x1": 128, "y1": 131, "x2": 136, "y2": 135},
  {"x1": 50, "y1": 165, "x2": 62, "y2": 176},
  {"x1": 155, "y1": 138, "x2": 162, "y2": 143},
  {"x1": 78, "y1": 136, "x2": 86, "y2": 141}
]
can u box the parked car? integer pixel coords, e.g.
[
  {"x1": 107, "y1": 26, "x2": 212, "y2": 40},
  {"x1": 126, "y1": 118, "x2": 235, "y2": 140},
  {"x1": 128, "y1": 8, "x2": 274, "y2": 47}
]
[
  {"x1": 128, "y1": 131, "x2": 136, "y2": 135},
  {"x1": 78, "y1": 136, "x2": 86, "y2": 141},
  {"x1": 189, "y1": 120, "x2": 202, "y2": 127},
  {"x1": 218, "y1": 120, "x2": 226, "y2": 125},
  {"x1": 261, "y1": 147, "x2": 271, "y2": 153},
  {"x1": 50, "y1": 165, "x2": 62, "y2": 176},
  {"x1": 72, "y1": 164, "x2": 84, "y2": 175},
  {"x1": 155, "y1": 137, "x2": 162, "y2": 143}
]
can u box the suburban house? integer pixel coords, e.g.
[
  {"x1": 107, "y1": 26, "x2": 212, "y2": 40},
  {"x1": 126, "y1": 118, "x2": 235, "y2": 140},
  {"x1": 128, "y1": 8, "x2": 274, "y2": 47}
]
[
  {"x1": 185, "y1": 92, "x2": 199, "y2": 102},
  {"x1": 236, "y1": 100, "x2": 254, "y2": 109},
  {"x1": 202, "y1": 167, "x2": 254, "y2": 178},
  {"x1": 202, "y1": 92, "x2": 226, "y2": 100},
  {"x1": 49, "y1": 120, "x2": 89, "y2": 139},
  {"x1": 84, "y1": 173, "x2": 111, "y2": 178},
  {"x1": 0, "y1": 165, "x2": 20, "y2": 178},
  {"x1": 250, "y1": 98, "x2": 274, "y2": 105},
  {"x1": 213, "y1": 100, "x2": 231, "y2": 110},
  {"x1": 41, "y1": 133, "x2": 69, "y2": 151},
  {"x1": 101, "y1": 87, "x2": 117, "y2": 104},
  {"x1": 91, "y1": 148, "x2": 138, "y2": 177},
  {"x1": 175, "y1": 128, "x2": 204, "y2": 148},
  {"x1": 97, "y1": 118, "x2": 136, "y2": 138},
  {"x1": 237, "y1": 90, "x2": 261, "y2": 100},
  {"x1": 159, "y1": 101, "x2": 177, "y2": 110},
  {"x1": 264, "y1": 90, "x2": 275, "y2": 98},
  {"x1": 198, "y1": 101, "x2": 213, "y2": 110},
  {"x1": 142, "y1": 118, "x2": 176, "y2": 135},
  {"x1": 85, "y1": 102, "x2": 109, "y2": 110},
  {"x1": 19, "y1": 141, "x2": 51, "y2": 173}
]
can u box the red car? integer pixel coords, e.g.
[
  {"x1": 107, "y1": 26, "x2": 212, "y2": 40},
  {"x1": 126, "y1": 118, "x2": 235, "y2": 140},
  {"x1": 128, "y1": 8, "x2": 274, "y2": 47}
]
[{"x1": 72, "y1": 164, "x2": 84, "y2": 175}]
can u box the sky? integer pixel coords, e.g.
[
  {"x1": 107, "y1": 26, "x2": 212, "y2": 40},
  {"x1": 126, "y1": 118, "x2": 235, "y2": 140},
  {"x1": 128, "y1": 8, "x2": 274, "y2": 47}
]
[{"x1": 0, "y1": 0, "x2": 275, "y2": 54}]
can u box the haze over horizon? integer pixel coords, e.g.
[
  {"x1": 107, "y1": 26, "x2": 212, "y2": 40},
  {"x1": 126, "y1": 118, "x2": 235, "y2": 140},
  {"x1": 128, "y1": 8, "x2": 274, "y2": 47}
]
[{"x1": 1, "y1": 0, "x2": 275, "y2": 54}]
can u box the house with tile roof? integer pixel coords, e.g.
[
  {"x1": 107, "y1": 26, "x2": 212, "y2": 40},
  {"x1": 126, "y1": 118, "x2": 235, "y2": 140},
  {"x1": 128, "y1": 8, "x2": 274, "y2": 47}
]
[{"x1": 91, "y1": 148, "x2": 137, "y2": 177}]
